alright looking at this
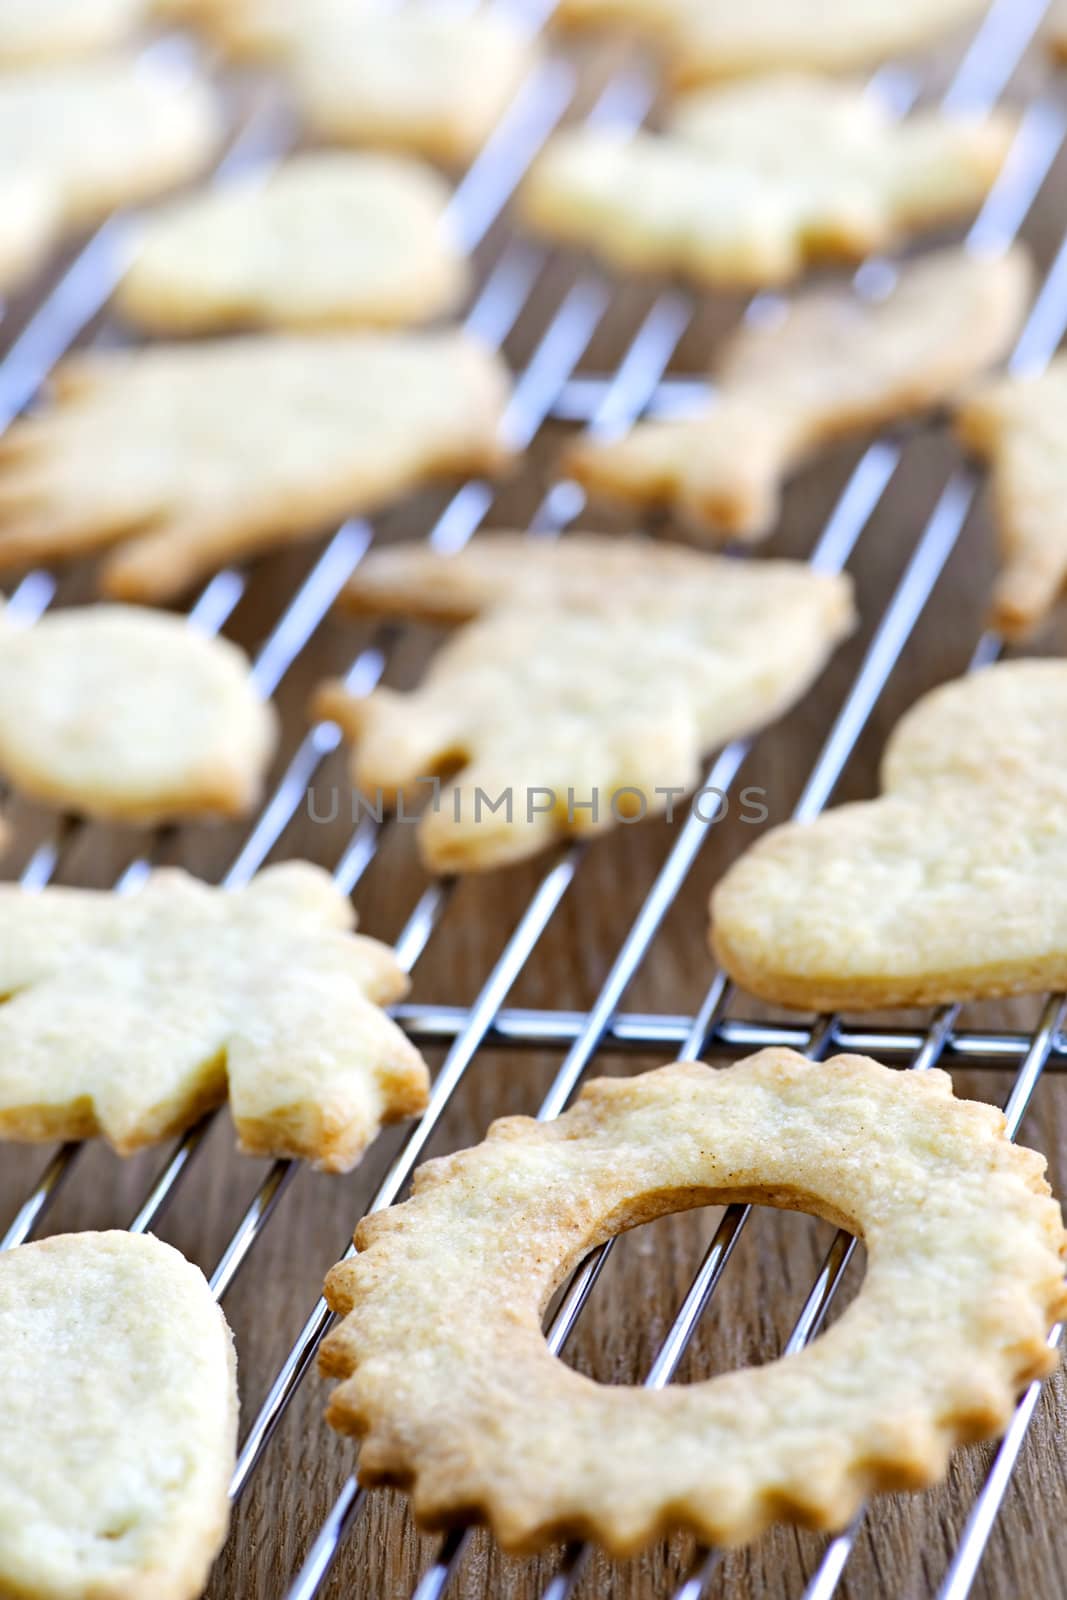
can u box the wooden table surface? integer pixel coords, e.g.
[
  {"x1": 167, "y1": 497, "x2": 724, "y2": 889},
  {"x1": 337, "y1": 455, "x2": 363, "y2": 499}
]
[{"x1": 2, "y1": 12, "x2": 1066, "y2": 1600}]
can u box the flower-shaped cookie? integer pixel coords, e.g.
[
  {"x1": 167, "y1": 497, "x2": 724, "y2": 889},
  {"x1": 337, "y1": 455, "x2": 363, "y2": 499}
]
[{"x1": 322, "y1": 1051, "x2": 1066, "y2": 1552}]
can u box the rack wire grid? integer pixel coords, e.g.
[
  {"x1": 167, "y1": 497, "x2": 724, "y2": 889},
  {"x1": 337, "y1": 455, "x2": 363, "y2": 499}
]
[{"x1": 2, "y1": 0, "x2": 1067, "y2": 1596}]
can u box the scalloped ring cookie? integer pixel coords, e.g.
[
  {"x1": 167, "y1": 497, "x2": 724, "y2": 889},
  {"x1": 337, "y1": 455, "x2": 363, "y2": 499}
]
[{"x1": 321, "y1": 1051, "x2": 1067, "y2": 1555}]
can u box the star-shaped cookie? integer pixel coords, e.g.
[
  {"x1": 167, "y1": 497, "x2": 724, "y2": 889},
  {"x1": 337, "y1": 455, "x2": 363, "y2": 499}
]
[
  {"x1": 522, "y1": 76, "x2": 1014, "y2": 288},
  {"x1": 568, "y1": 246, "x2": 1029, "y2": 542},
  {"x1": 316, "y1": 535, "x2": 855, "y2": 872},
  {"x1": 0, "y1": 862, "x2": 429, "y2": 1172},
  {"x1": 0, "y1": 332, "x2": 510, "y2": 601}
]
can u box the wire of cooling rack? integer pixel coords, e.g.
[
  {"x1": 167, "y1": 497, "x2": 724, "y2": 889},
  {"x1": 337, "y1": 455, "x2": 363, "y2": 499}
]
[
  {"x1": 393, "y1": 1003, "x2": 1067, "y2": 1065},
  {"x1": 0, "y1": 2, "x2": 1064, "y2": 1598}
]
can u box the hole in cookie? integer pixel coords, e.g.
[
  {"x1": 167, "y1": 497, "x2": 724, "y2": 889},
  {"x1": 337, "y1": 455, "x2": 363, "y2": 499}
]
[{"x1": 549, "y1": 1203, "x2": 866, "y2": 1387}]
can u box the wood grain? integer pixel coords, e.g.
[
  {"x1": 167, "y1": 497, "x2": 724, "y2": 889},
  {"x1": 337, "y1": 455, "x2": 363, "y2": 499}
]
[{"x1": 0, "y1": 17, "x2": 1065, "y2": 1600}]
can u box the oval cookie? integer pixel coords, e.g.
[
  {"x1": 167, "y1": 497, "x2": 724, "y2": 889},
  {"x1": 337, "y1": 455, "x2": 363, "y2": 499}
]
[{"x1": 0, "y1": 1230, "x2": 237, "y2": 1600}]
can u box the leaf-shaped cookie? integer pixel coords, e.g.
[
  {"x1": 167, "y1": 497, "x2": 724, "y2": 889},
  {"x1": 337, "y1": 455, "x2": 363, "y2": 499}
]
[
  {"x1": 712, "y1": 660, "x2": 1067, "y2": 1010},
  {"x1": 0, "y1": 862, "x2": 429, "y2": 1172},
  {"x1": 316, "y1": 536, "x2": 855, "y2": 872},
  {"x1": 0, "y1": 1231, "x2": 236, "y2": 1600},
  {"x1": 554, "y1": 0, "x2": 989, "y2": 89},
  {"x1": 117, "y1": 151, "x2": 468, "y2": 334},
  {"x1": 188, "y1": 0, "x2": 536, "y2": 165},
  {"x1": 568, "y1": 246, "x2": 1029, "y2": 542},
  {"x1": 0, "y1": 0, "x2": 151, "y2": 65},
  {"x1": 522, "y1": 76, "x2": 1014, "y2": 289},
  {"x1": 0, "y1": 332, "x2": 510, "y2": 602},
  {"x1": 0, "y1": 57, "x2": 221, "y2": 291},
  {"x1": 0, "y1": 600, "x2": 277, "y2": 823},
  {"x1": 957, "y1": 354, "x2": 1067, "y2": 638}
]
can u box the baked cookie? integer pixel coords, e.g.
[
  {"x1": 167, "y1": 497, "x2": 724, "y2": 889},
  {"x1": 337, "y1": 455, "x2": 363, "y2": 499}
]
[
  {"x1": 321, "y1": 1051, "x2": 1066, "y2": 1553},
  {"x1": 522, "y1": 76, "x2": 1014, "y2": 288},
  {"x1": 117, "y1": 150, "x2": 468, "y2": 333},
  {"x1": 0, "y1": 600, "x2": 277, "y2": 824},
  {"x1": 162, "y1": 0, "x2": 377, "y2": 60},
  {"x1": 0, "y1": 332, "x2": 510, "y2": 602},
  {"x1": 1047, "y1": 0, "x2": 1067, "y2": 62},
  {"x1": 315, "y1": 535, "x2": 855, "y2": 873},
  {"x1": 711, "y1": 661, "x2": 1067, "y2": 1010},
  {"x1": 0, "y1": 1231, "x2": 237, "y2": 1600},
  {"x1": 554, "y1": 0, "x2": 990, "y2": 89},
  {"x1": 195, "y1": 0, "x2": 535, "y2": 165},
  {"x1": 0, "y1": 862, "x2": 429, "y2": 1171},
  {"x1": 0, "y1": 173, "x2": 60, "y2": 296},
  {"x1": 957, "y1": 354, "x2": 1067, "y2": 638},
  {"x1": 0, "y1": 0, "x2": 151, "y2": 65},
  {"x1": 881, "y1": 659, "x2": 1067, "y2": 791},
  {"x1": 0, "y1": 57, "x2": 221, "y2": 291},
  {"x1": 568, "y1": 246, "x2": 1029, "y2": 542}
]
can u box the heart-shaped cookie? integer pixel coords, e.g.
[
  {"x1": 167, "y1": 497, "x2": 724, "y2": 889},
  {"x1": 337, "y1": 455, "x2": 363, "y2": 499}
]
[{"x1": 711, "y1": 660, "x2": 1067, "y2": 1010}]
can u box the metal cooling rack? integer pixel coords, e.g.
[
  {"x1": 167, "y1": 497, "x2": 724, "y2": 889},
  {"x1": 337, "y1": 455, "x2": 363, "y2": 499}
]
[{"x1": 1, "y1": 0, "x2": 1066, "y2": 1595}]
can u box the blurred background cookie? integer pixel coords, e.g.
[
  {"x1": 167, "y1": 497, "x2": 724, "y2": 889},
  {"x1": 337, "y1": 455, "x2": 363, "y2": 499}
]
[{"x1": 117, "y1": 150, "x2": 468, "y2": 333}]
